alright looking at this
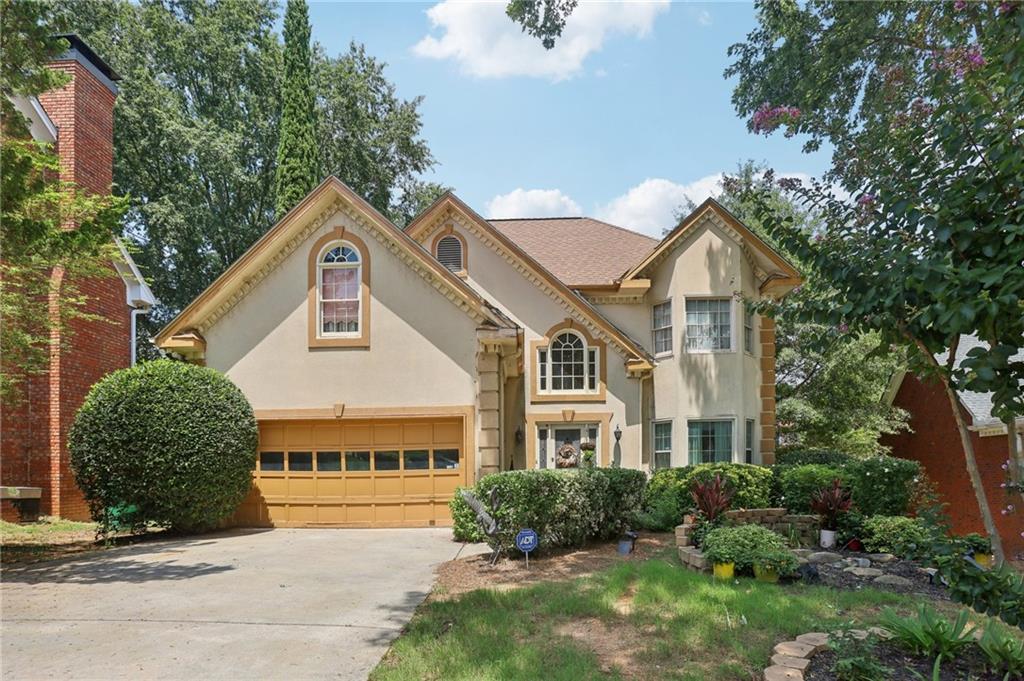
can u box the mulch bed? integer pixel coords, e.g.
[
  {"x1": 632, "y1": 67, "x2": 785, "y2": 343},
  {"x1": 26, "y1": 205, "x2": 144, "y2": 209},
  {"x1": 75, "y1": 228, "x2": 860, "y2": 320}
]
[
  {"x1": 432, "y1": 531, "x2": 675, "y2": 601},
  {"x1": 805, "y1": 640, "x2": 1002, "y2": 681},
  {"x1": 813, "y1": 549, "x2": 949, "y2": 601}
]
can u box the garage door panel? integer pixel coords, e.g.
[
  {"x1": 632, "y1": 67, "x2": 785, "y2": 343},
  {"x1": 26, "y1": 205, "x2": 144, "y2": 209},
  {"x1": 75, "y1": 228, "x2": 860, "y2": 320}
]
[
  {"x1": 345, "y1": 476, "x2": 373, "y2": 497},
  {"x1": 433, "y1": 422, "x2": 461, "y2": 444},
  {"x1": 404, "y1": 476, "x2": 433, "y2": 496},
  {"x1": 243, "y1": 416, "x2": 467, "y2": 528},
  {"x1": 288, "y1": 478, "x2": 316, "y2": 497},
  {"x1": 374, "y1": 476, "x2": 404, "y2": 497}
]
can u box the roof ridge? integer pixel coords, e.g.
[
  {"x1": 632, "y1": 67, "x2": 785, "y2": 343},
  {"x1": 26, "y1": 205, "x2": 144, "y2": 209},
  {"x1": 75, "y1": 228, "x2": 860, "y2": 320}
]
[{"x1": 489, "y1": 215, "x2": 658, "y2": 242}]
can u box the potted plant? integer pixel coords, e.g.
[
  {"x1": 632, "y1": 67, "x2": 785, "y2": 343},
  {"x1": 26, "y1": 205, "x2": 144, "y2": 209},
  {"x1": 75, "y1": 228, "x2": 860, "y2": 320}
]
[
  {"x1": 751, "y1": 548, "x2": 799, "y2": 583},
  {"x1": 702, "y1": 540, "x2": 737, "y2": 580},
  {"x1": 962, "y1": 532, "x2": 993, "y2": 567},
  {"x1": 810, "y1": 479, "x2": 852, "y2": 549},
  {"x1": 580, "y1": 441, "x2": 596, "y2": 468}
]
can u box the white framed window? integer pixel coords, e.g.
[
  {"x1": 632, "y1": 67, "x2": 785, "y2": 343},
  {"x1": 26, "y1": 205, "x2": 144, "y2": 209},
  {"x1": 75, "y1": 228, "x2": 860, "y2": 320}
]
[
  {"x1": 744, "y1": 307, "x2": 754, "y2": 354},
  {"x1": 685, "y1": 298, "x2": 732, "y2": 352},
  {"x1": 653, "y1": 420, "x2": 672, "y2": 469},
  {"x1": 652, "y1": 300, "x2": 672, "y2": 356},
  {"x1": 687, "y1": 419, "x2": 733, "y2": 464},
  {"x1": 745, "y1": 419, "x2": 756, "y2": 463},
  {"x1": 537, "y1": 330, "x2": 599, "y2": 394},
  {"x1": 436, "y1": 235, "x2": 464, "y2": 272},
  {"x1": 317, "y1": 241, "x2": 361, "y2": 337}
]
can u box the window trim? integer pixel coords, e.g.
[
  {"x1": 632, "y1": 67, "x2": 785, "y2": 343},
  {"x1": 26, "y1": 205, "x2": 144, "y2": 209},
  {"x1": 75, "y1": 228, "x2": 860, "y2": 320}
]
[
  {"x1": 683, "y1": 296, "x2": 735, "y2": 354},
  {"x1": 652, "y1": 419, "x2": 673, "y2": 469},
  {"x1": 744, "y1": 307, "x2": 755, "y2": 355},
  {"x1": 745, "y1": 418, "x2": 756, "y2": 464},
  {"x1": 529, "y1": 319, "x2": 607, "y2": 403},
  {"x1": 685, "y1": 417, "x2": 736, "y2": 464},
  {"x1": 307, "y1": 228, "x2": 371, "y2": 348},
  {"x1": 652, "y1": 299, "x2": 673, "y2": 358},
  {"x1": 431, "y1": 228, "x2": 468, "y2": 276}
]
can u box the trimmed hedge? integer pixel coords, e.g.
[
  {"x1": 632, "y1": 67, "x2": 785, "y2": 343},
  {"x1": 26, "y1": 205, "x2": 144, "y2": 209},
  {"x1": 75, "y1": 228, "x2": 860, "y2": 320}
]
[
  {"x1": 69, "y1": 360, "x2": 258, "y2": 533},
  {"x1": 776, "y1": 449, "x2": 852, "y2": 466},
  {"x1": 775, "y1": 464, "x2": 849, "y2": 514},
  {"x1": 450, "y1": 468, "x2": 645, "y2": 549},
  {"x1": 642, "y1": 463, "x2": 774, "y2": 522},
  {"x1": 861, "y1": 515, "x2": 929, "y2": 556},
  {"x1": 772, "y1": 456, "x2": 923, "y2": 517}
]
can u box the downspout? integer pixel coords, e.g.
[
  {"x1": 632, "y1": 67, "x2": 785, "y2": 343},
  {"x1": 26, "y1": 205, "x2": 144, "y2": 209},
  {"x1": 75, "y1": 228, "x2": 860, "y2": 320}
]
[{"x1": 130, "y1": 308, "x2": 147, "y2": 366}]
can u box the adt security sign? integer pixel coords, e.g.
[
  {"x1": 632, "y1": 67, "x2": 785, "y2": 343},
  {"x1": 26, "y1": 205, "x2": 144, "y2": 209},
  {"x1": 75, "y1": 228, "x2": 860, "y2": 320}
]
[{"x1": 515, "y1": 528, "x2": 538, "y2": 567}]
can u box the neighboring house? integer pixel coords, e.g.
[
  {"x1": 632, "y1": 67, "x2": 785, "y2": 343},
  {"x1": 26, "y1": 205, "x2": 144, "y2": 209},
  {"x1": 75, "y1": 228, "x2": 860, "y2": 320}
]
[
  {"x1": 1, "y1": 36, "x2": 156, "y2": 523},
  {"x1": 156, "y1": 176, "x2": 799, "y2": 528},
  {"x1": 883, "y1": 336, "x2": 1024, "y2": 560}
]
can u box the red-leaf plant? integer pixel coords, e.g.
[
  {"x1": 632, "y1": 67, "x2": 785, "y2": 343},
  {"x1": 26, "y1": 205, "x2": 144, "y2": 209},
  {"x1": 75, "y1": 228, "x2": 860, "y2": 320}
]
[
  {"x1": 690, "y1": 474, "x2": 735, "y2": 524},
  {"x1": 811, "y1": 479, "x2": 853, "y2": 531}
]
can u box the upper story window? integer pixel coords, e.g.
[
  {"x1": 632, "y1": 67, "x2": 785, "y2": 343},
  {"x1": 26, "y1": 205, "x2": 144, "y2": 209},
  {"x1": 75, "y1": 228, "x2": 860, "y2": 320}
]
[
  {"x1": 531, "y1": 320, "x2": 606, "y2": 402},
  {"x1": 652, "y1": 301, "x2": 672, "y2": 356},
  {"x1": 436, "y1": 235, "x2": 464, "y2": 272},
  {"x1": 685, "y1": 298, "x2": 732, "y2": 352},
  {"x1": 318, "y1": 241, "x2": 361, "y2": 336},
  {"x1": 744, "y1": 308, "x2": 755, "y2": 354},
  {"x1": 538, "y1": 331, "x2": 598, "y2": 393}
]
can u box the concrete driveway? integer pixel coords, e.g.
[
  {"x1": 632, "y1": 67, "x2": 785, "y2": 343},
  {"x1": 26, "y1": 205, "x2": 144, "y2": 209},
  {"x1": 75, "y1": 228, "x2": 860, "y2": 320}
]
[{"x1": 2, "y1": 528, "x2": 480, "y2": 680}]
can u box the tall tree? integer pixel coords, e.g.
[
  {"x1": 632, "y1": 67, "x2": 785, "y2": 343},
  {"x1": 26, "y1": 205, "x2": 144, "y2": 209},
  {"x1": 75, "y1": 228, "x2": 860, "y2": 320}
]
[
  {"x1": 1, "y1": 1, "x2": 127, "y2": 401},
  {"x1": 57, "y1": 1, "x2": 442, "y2": 344},
  {"x1": 275, "y1": 0, "x2": 319, "y2": 219},
  {"x1": 729, "y1": 4, "x2": 1024, "y2": 561}
]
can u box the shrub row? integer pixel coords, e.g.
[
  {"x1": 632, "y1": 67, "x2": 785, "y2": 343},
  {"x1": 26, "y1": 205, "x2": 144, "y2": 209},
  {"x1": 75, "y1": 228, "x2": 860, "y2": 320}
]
[
  {"x1": 450, "y1": 468, "x2": 646, "y2": 550},
  {"x1": 638, "y1": 454, "x2": 922, "y2": 531}
]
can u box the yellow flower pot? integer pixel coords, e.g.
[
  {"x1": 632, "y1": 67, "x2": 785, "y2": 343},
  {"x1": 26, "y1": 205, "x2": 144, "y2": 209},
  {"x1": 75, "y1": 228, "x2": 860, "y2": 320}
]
[
  {"x1": 713, "y1": 562, "x2": 735, "y2": 580},
  {"x1": 973, "y1": 553, "x2": 993, "y2": 568},
  {"x1": 754, "y1": 564, "x2": 779, "y2": 583}
]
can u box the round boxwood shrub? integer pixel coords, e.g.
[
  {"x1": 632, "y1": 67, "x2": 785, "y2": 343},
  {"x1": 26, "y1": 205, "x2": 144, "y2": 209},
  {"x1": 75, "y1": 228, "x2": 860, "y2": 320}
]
[
  {"x1": 701, "y1": 524, "x2": 788, "y2": 573},
  {"x1": 776, "y1": 449, "x2": 852, "y2": 467},
  {"x1": 861, "y1": 515, "x2": 929, "y2": 557},
  {"x1": 69, "y1": 359, "x2": 258, "y2": 533}
]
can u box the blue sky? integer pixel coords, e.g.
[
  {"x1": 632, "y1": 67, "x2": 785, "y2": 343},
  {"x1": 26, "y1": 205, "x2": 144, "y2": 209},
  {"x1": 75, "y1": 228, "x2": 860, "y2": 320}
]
[{"x1": 308, "y1": 1, "x2": 830, "y2": 236}]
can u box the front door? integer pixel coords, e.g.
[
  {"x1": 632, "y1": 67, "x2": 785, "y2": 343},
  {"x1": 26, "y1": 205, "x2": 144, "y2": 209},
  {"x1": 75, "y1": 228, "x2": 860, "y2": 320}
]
[{"x1": 536, "y1": 424, "x2": 599, "y2": 469}]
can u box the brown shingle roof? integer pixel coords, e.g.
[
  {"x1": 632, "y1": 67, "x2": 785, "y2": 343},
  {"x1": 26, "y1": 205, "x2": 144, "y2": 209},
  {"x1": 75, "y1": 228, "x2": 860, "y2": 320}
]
[{"x1": 488, "y1": 217, "x2": 658, "y2": 287}]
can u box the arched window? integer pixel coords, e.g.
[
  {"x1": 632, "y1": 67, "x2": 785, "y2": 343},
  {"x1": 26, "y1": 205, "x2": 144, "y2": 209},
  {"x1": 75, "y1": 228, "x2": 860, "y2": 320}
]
[
  {"x1": 318, "y1": 241, "x2": 361, "y2": 336},
  {"x1": 435, "y1": 234, "x2": 465, "y2": 272},
  {"x1": 538, "y1": 330, "x2": 598, "y2": 393}
]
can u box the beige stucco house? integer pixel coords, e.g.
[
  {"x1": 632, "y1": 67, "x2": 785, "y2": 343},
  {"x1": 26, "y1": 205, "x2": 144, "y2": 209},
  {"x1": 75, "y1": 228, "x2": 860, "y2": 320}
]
[{"x1": 155, "y1": 177, "x2": 800, "y2": 527}]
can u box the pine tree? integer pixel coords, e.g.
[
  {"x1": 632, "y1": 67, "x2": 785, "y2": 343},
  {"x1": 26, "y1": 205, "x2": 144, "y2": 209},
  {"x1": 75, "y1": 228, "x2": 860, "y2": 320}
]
[{"x1": 274, "y1": 0, "x2": 319, "y2": 219}]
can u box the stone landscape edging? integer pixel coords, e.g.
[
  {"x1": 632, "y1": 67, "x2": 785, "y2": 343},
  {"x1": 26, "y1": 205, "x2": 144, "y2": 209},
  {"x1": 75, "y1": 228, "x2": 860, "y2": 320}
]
[{"x1": 763, "y1": 628, "x2": 892, "y2": 681}]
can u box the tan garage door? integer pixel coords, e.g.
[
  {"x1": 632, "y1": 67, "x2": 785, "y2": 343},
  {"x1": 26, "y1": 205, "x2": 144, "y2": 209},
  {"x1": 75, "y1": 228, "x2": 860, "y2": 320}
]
[{"x1": 234, "y1": 416, "x2": 468, "y2": 527}]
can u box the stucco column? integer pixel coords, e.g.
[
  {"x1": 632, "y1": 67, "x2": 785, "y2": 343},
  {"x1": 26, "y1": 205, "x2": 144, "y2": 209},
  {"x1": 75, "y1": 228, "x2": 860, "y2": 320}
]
[
  {"x1": 476, "y1": 349, "x2": 501, "y2": 479},
  {"x1": 759, "y1": 317, "x2": 777, "y2": 465}
]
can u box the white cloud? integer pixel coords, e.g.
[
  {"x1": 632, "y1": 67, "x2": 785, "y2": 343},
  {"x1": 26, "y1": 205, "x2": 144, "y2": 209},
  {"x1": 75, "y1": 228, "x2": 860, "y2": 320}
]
[
  {"x1": 696, "y1": 10, "x2": 712, "y2": 26},
  {"x1": 596, "y1": 175, "x2": 724, "y2": 236},
  {"x1": 486, "y1": 188, "x2": 582, "y2": 218},
  {"x1": 413, "y1": 0, "x2": 670, "y2": 81}
]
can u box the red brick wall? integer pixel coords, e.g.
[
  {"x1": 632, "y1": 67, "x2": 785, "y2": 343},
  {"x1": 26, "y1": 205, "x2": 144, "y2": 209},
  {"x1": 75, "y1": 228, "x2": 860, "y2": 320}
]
[
  {"x1": 0, "y1": 52, "x2": 128, "y2": 521},
  {"x1": 882, "y1": 374, "x2": 1024, "y2": 561}
]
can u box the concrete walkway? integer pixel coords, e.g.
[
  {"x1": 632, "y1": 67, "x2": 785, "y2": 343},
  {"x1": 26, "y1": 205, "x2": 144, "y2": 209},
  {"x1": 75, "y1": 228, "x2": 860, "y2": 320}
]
[{"x1": 2, "y1": 528, "x2": 481, "y2": 680}]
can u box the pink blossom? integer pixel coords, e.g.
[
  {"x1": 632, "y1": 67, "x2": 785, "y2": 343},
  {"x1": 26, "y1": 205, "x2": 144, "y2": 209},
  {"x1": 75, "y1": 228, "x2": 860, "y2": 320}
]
[
  {"x1": 998, "y1": 2, "x2": 1016, "y2": 15},
  {"x1": 857, "y1": 193, "x2": 876, "y2": 206},
  {"x1": 954, "y1": 0, "x2": 967, "y2": 9},
  {"x1": 752, "y1": 104, "x2": 802, "y2": 135}
]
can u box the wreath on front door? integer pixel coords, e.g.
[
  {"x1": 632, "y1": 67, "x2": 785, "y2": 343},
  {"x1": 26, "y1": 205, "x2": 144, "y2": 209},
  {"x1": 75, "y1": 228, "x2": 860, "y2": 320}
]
[{"x1": 555, "y1": 442, "x2": 579, "y2": 468}]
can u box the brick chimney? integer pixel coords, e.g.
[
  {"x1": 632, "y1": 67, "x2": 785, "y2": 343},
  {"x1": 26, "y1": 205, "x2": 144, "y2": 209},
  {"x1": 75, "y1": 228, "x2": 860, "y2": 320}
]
[{"x1": 36, "y1": 34, "x2": 120, "y2": 196}]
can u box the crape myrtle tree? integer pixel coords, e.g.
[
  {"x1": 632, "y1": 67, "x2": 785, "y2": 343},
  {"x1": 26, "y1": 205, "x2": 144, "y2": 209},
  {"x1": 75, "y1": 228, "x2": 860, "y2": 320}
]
[
  {"x1": 728, "y1": 2, "x2": 1024, "y2": 562},
  {"x1": 275, "y1": 0, "x2": 320, "y2": 219}
]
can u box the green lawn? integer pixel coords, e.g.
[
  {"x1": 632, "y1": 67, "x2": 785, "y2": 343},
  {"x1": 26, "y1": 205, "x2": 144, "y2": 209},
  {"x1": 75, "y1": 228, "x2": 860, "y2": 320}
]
[
  {"x1": 372, "y1": 554, "x2": 939, "y2": 681},
  {"x1": 0, "y1": 517, "x2": 96, "y2": 540}
]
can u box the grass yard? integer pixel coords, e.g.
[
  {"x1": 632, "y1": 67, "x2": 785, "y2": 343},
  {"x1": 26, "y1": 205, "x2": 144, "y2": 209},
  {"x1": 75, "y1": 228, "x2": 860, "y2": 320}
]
[
  {"x1": 372, "y1": 550, "x2": 971, "y2": 681},
  {"x1": 0, "y1": 516, "x2": 162, "y2": 564}
]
